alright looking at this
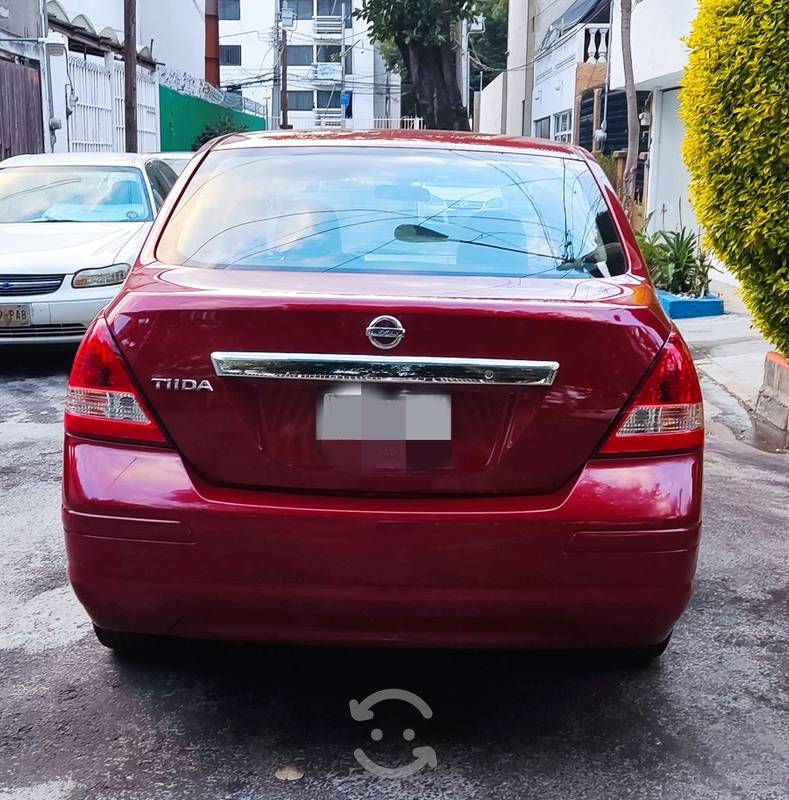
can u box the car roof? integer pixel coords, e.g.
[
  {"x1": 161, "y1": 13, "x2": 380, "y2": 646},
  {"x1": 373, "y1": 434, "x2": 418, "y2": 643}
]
[
  {"x1": 209, "y1": 129, "x2": 590, "y2": 160},
  {"x1": 0, "y1": 152, "x2": 162, "y2": 169}
]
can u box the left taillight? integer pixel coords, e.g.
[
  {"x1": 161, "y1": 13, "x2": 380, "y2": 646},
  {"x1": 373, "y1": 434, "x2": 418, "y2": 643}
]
[{"x1": 65, "y1": 316, "x2": 167, "y2": 444}]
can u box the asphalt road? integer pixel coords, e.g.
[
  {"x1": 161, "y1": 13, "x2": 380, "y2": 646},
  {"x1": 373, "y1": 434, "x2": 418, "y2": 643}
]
[{"x1": 1, "y1": 347, "x2": 787, "y2": 800}]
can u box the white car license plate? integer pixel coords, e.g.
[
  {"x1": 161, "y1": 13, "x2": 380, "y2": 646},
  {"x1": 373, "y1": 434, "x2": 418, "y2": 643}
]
[
  {"x1": 317, "y1": 384, "x2": 451, "y2": 441},
  {"x1": 0, "y1": 304, "x2": 32, "y2": 328}
]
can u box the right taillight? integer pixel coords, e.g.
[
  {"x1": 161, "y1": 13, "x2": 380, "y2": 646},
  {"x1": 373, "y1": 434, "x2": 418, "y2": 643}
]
[
  {"x1": 65, "y1": 316, "x2": 167, "y2": 445},
  {"x1": 600, "y1": 330, "x2": 704, "y2": 455}
]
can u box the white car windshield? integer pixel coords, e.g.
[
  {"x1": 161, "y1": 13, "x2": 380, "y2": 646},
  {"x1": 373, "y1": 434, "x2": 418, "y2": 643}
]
[{"x1": 0, "y1": 165, "x2": 153, "y2": 223}]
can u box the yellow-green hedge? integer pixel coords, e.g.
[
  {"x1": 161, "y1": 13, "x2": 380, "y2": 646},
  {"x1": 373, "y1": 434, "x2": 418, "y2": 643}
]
[{"x1": 681, "y1": 0, "x2": 789, "y2": 355}]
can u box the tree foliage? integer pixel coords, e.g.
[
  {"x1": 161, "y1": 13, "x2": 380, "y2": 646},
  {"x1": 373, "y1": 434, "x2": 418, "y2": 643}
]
[
  {"x1": 471, "y1": 0, "x2": 508, "y2": 86},
  {"x1": 356, "y1": 0, "x2": 479, "y2": 130},
  {"x1": 681, "y1": 0, "x2": 789, "y2": 354}
]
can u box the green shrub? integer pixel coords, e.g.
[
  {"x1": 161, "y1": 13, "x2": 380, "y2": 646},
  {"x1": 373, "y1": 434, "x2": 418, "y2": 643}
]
[
  {"x1": 192, "y1": 114, "x2": 247, "y2": 151},
  {"x1": 681, "y1": 0, "x2": 789, "y2": 354}
]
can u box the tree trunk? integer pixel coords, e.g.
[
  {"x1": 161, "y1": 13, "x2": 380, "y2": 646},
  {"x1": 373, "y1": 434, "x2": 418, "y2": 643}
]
[
  {"x1": 621, "y1": 0, "x2": 639, "y2": 209},
  {"x1": 406, "y1": 42, "x2": 470, "y2": 131}
]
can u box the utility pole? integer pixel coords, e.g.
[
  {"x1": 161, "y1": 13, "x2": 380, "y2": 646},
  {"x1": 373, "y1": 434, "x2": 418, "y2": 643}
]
[
  {"x1": 123, "y1": 0, "x2": 138, "y2": 152},
  {"x1": 621, "y1": 0, "x2": 639, "y2": 211},
  {"x1": 205, "y1": 0, "x2": 220, "y2": 86},
  {"x1": 280, "y1": 26, "x2": 290, "y2": 129},
  {"x1": 340, "y1": 2, "x2": 346, "y2": 128}
]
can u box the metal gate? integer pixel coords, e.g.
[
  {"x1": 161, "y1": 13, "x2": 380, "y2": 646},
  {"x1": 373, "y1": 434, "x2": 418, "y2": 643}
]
[
  {"x1": 67, "y1": 55, "x2": 159, "y2": 153},
  {"x1": 0, "y1": 56, "x2": 44, "y2": 161}
]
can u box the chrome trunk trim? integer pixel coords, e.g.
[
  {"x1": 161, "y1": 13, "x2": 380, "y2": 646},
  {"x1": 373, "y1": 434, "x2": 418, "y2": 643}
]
[{"x1": 211, "y1": 352, "x2": 559, "y2": 386}]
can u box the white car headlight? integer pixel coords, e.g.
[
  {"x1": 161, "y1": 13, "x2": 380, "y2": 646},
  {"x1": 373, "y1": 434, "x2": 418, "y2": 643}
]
[{"x1": 72, "y1": 263, "x2": 131, "y2": 289}]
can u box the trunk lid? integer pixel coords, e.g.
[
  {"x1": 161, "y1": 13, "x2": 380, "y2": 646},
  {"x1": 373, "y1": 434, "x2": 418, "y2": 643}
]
[{"x1": 109, "y1": 267, "x2": 668, "y2": 497}]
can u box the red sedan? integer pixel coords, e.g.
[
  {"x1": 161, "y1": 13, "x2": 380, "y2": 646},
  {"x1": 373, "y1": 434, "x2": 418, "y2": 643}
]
[{"x1": 62, "y1": 131, "x2": 703, "y2": 661}]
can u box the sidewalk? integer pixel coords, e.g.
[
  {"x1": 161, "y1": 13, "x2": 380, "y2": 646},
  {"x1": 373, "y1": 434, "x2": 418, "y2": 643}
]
[{"x1": 675, "y1": 313, "x2": 772, "y2": 412}]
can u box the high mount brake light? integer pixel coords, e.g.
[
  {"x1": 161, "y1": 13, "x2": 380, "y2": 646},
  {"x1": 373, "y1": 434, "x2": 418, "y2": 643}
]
[
  {"x1": 65, "y1": 317, "x2": 167, "y2": 444},
  {"x1": 600, "y1": 331, "x2": 704, "y2": 455}
]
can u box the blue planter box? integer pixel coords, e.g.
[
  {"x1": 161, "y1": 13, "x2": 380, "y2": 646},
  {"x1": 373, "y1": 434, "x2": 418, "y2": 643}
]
[{"x1": 658, "y1": 291, "x2": 724, "y2": 319}]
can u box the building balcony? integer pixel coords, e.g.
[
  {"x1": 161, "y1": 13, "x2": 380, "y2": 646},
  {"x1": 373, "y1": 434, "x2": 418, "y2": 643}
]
[
  {"x1": 579, "y1": 24, "x2": 609, "y2": 64},
  {"x1": 535, "y1": 22, "x2": 610, "y2": 84},
  {"x1": 309, "y1": 61, "x2": 343, "y2": 85},
  {"x1": 313, "y1": 16, "x2": 344, "y2": 39},
  {"x1": 533, "y1": 23, "x2": 610, "y2": 101},
  {"x1": 315, "y1": 108, "x2": 344, "y2": 127}
]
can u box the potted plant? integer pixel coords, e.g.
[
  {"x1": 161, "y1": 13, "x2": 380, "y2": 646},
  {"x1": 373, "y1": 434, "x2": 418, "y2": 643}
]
[{"x1": 635, "y1": 220, "x2": 722, "y2": 319}]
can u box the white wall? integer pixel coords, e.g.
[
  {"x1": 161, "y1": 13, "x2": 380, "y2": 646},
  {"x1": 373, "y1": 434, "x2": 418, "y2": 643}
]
[
  {"x1": 51, "y1": 0, "x2": 206, "y2": 77},
  {"x1": 478, "y1": 71, "x2": 505, "y2": 134},
  {"x1": 139, "y1": 0, "x2": 206, "y2": 77},
  {"x1": 609, "y1": 0, "x2": 697, "y2": 90},
  {"x1": 646, "y1": 88, "x2": 698, "y2": 233},
  {"x1": 504, "y1": 0, "x2": 529, "y2": 135}
]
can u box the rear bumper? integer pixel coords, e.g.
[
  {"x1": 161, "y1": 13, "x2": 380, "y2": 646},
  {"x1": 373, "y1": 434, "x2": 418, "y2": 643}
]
[{"x1": 63, "y1": 436, "x2": 703, "y2": 649}]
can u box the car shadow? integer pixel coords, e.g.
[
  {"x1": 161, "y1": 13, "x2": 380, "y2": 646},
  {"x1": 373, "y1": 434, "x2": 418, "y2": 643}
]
[
  {"x1": 0, "y1": 345, "x2": 77, "y2": 378},
  {"x1": 109, "y1": 638, "x2": 673, "y2": 785}
]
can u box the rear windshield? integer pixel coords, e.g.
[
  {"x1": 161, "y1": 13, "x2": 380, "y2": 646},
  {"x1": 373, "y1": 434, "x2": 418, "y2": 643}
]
[
  {"x1": 0, "y1": 166, "x2": 152, "y2": 223},
  {"x1": 156, "y1": 147, "x2": 625, "y2": 279}
]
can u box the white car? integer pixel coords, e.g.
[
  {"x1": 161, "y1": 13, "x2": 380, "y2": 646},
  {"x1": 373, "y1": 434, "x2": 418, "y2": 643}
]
[
  {"x1": 154, "y1": 152, "x2": 195, "y2": 176},
  {"x1": 0, "y1": 152, "x2": 178, "y2": 344}
]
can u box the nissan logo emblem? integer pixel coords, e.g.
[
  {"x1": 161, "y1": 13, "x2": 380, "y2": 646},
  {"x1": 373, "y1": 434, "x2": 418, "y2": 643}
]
[{"x1": 366, "y1": 315, "x2": 405, "y2": 350}]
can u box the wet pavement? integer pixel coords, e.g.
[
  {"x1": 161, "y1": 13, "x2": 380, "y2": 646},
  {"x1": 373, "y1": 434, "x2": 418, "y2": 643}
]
[{"x1": 1, "y1": 348, "x2": 787, "y2": 800}]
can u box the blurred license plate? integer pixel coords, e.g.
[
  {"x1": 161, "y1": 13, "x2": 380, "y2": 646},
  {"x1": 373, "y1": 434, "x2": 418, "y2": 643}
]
[
  {"x1": 0, "y1": 304, "x2": 31, "y2": 328},
  {"x1": 317, "y1": 384, "x2": 451, "y2": 441}
]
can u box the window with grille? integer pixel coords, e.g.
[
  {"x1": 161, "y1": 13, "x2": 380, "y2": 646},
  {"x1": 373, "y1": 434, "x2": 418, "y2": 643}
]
[
  {"x1": 287, "y1": 90, "x2": 314, "y2": 111},
  {"x1": 553, "y1": 110, "x2": 572, "y2": 143},
  {"x1": 317, "y1": 89, "x2": 341, "y2": 109},
  {"x1": 534, "y1": 117, "x2": 550, "y2": 139},
  {"x1": 219, "y1": 0, "x2": 241, "y2": 20},
  {"x1": 316, "y1": 44, "x2": 341, "y2": 63},
  {"x1": 219, "y1": 45, "x2": 242, "y2": 66},
  {"x1": 316, "y1": 0, "x2": 352, "y2": 27},
  {"x1": 290, "y1": 0, "x2": 314, "y2": 20},
  {"x1": 287, "y1": 45, "x2": 314, "y2": 66}
]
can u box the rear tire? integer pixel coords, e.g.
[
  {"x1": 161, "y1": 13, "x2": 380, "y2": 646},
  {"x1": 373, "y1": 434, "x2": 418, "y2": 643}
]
[
  {"x1": 93, "y1": 624, "x2": 161, "y2": 658},
  {"x1": 620, "y1": 631, "x2": 673, "y2": 667}
]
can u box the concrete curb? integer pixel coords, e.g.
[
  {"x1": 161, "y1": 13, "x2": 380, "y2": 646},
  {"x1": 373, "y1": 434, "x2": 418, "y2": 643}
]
[{"x1": 756, "y1": 352, "x2": 789, "y2": 432}]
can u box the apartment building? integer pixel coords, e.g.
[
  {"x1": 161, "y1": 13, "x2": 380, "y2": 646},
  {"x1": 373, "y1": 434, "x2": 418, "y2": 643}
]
[{"x1": 219, "y1": 0, "x2": 402, "y2": 129}]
